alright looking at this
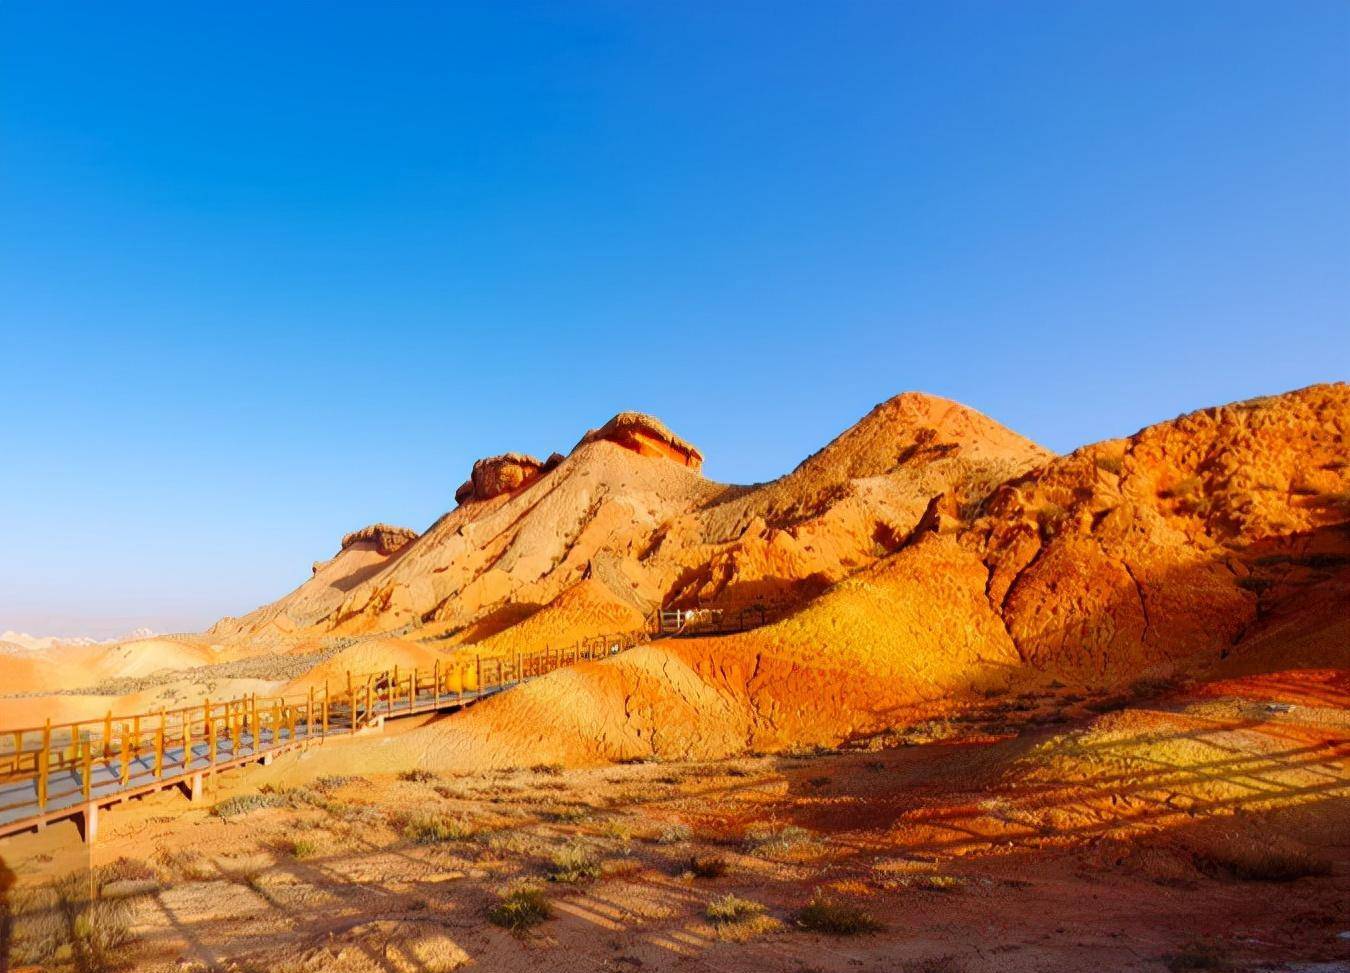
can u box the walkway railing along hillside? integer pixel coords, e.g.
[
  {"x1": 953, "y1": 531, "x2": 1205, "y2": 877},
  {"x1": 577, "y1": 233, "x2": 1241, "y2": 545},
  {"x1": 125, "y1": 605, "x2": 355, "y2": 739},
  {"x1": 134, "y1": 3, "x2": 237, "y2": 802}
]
[
  {"x1": 653, "y1": 602, "x2": 790, "y2": 636},
  {"x1": 0, "y1": 631, "x2": 646, "y2": 842}
]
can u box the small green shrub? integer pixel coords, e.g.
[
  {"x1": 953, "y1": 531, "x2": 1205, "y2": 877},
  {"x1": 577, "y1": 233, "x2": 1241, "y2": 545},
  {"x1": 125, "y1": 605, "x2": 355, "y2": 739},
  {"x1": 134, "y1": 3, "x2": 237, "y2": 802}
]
[
  {"x1": 488, "y1": 884, "x2": 551, "y2": 932},
  {"x1": 793, "y1": 890, "x2": 880, "y2": 935},
  {"x1": 288, "y1": 837, "x2": 320, "y2": 859},
  {"x1": 548, "y1": 843, "x2": 601, "y2": 883},
  {"x1": 531, "y1": 762, "x2": 564, "y2": 776},
  {"x1": 706, "y1": 893, "x2": 766, "y2": 923}
]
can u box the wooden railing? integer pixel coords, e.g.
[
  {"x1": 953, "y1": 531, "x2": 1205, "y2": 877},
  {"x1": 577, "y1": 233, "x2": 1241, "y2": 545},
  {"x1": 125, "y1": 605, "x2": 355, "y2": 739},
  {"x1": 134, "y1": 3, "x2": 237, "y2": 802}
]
[
  {"x1": 0, "y1": 629, "x2": 647, "y2": 829},
  {"x1": 652, "y1": 602, "x2": 790, "y2": 636}
]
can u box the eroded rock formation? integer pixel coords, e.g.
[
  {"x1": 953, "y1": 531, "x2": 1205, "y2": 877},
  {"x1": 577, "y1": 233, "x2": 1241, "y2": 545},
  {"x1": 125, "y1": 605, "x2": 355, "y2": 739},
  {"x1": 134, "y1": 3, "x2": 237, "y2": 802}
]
[
  {"x1": 339, "y1": 524, "x2": 419, "y2": 556},
  {"x1": 575, "y1": 412, "x2": 703, "y2": 470},
  {"x1": 457, "y1": 453, "x2": 546, "y2": 505}
]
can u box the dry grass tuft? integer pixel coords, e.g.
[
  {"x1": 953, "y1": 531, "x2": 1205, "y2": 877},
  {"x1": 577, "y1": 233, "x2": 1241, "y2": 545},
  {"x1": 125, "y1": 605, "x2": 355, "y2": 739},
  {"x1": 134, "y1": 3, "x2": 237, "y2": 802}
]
[
  {"x1": 398, "y1": 768, "x2": 439, "y2": 783},
  {"x1": 687, "y1": 854, "x2": 729, "y2": 879},
  {"x1": 153, "y1": 847, "x2": 215, "y2": 882},
  {"x1": 743, "y1": 823, "x2": 820, "y2": 858},
  {"x1": 93, "y1": 857, "x2": 156, "y2": 891},
  {"x1": 655, "y1": 822, "x2": 692, "y2": 844},
  {"x1": 488, "y1": 883, "x2": 551, "y2": 932},
  {"x1": 286, "y1": 837, "x2": 321, "y2": 859},
  {"x1": 901, "y1": 873, "x2": 964, "y2": 892},
  {"x1": 211, "y1": 792, "x2": 284, "y2": 818},
  {"x1": 11, "y1": 871, "x2": 136, "y2": 972},
  {"x1": 402, "y1": 812, "x2": 477, "y2": 845},
  {"x1": 313, "y1": 774, "x2": 365, "y2": 792},
  {"x1": 793, "y1": 890, "x2": 881, "y2": 935},
  {"x1": 705, "y1": 893, "x2": 765, "y2": 923},
  {"x1": 548, "y1": 843, "x2": 601, "y2": 883}
]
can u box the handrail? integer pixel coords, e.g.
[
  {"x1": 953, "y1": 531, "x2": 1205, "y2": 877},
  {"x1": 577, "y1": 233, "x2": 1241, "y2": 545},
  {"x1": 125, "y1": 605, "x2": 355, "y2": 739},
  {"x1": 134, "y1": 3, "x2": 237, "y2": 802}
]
[{"x1": 0, "y1": 630, "x2": 648, "y2": 814}]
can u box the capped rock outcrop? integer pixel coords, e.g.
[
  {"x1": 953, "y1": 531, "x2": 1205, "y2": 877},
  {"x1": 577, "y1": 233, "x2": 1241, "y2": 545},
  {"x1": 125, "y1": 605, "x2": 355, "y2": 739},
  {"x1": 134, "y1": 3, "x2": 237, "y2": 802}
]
[
  {"x1": 575, "y1": 412, "x2": 702, "y2": 470},
  {"x1": 457, "y1": 453, "x2": 545, "y2": 505},
  {"x1": 339, "y1": 524, "x2": 419, "y2": 556}
]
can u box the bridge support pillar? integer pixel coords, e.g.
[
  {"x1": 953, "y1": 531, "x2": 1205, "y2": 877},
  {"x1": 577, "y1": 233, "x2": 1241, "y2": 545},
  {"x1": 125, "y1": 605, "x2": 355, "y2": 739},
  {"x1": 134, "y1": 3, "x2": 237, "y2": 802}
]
[
  {"x1": 181, "y1": 772, "x2": 203, "y2": 802},
  {"x1": 81, "y1": 802, "x2": 99, "y2": 844}
]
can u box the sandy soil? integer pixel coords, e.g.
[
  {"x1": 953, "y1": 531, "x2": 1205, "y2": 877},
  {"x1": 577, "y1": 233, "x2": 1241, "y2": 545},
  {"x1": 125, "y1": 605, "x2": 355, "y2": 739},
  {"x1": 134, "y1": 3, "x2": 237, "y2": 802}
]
[{"x1": 4, "y1": 669, "x2": 1346, "y2": 973}]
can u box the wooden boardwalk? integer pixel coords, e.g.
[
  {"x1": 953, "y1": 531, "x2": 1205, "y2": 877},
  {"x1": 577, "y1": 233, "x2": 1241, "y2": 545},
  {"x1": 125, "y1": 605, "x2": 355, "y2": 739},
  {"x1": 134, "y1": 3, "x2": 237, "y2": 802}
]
[{"x1": 0, "y1": 633, "x2": 644, "y2": 843}]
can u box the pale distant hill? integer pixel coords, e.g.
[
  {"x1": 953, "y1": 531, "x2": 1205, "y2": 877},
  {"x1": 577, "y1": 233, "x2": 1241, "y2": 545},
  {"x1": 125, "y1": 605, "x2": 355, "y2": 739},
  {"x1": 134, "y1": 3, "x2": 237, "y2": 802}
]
[{"x1": 0, "y1": 627, "x2": 157, "y2": 652}]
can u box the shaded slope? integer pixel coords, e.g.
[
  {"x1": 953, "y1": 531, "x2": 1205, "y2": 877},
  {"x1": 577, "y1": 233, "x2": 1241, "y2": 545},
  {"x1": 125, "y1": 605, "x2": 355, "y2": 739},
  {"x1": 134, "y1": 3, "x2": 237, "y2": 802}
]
[{"x1": 965, "y1": 382, "x2": 1349, "y2": 681}]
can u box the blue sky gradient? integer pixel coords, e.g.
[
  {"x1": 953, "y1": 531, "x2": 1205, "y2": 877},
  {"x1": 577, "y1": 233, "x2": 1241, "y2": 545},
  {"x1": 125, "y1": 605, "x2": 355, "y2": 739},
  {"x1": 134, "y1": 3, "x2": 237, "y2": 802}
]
[{"x1": 3, "y1": 2, "x2": 1347, "y2": 637}]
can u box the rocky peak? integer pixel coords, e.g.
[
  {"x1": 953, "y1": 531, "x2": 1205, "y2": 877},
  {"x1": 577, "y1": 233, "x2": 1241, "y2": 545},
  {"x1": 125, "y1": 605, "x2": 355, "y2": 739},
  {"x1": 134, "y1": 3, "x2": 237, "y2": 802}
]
[
  {"x1": 574, "y1": 412, "x2": 702, "y2": 470},
  {"x1": 456, "y1": 452, "x2": 546, "y2": 505},
  {"x1": 339, "y1": 524, "x2": 419, "y2": 556}
]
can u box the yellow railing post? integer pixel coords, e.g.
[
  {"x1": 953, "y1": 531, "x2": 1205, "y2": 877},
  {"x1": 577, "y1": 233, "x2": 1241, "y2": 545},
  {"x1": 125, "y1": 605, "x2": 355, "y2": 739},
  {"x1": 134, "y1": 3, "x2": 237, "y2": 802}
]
[
  {"x1": 38, "y1": 718, "x2": 52, "y2": 810},
  {"x1": 410, "y1": 667, "x2": 417, "y2": 711},
  {"x1": 82, "y1": 740, "x2": 92, "y2": 801},
  {"x1": 103, "y1": 711, "x2": 112, "y2": 760},
  {"x1": 322, "y1": 682, "x2": 330, "y2": 736},
  {"x1": 308, "y1": 687, "x2": 315, "y2": 738},
  {"x1": 207, "y1": 701, "x2": 217, "y2": 768},
  {"x1": 120, "y1": 723, "x2": 130, "y2": 785},
  {"x1": 155, "y1": 710, "x2": 166, "y2": 778},
  {"x1": 183, "y1": 708, "x2": 192, "y2": 770},
  {"x1": 433, "y1": 659, "x2": 440, "y2": 708}
]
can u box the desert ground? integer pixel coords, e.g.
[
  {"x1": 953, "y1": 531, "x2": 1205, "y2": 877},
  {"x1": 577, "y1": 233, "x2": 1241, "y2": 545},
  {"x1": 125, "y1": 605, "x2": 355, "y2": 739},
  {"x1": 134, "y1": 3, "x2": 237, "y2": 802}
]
[{"x1": 2, "y1": 385, "x2": 1347, "y2": 972}]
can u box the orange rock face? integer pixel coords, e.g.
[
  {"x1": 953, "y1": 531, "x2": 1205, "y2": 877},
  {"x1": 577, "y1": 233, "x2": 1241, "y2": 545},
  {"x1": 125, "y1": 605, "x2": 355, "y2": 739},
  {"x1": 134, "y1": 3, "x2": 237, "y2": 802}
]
[
  {"x1": 575, "y1": 412, "x2": 703, "y2": 470},
  {"x1": 964, "y1": 383, "x2": 1350, "y2": 681},
  {"x1": 457, "y1": 453, "x2": 545, "y2": 505},
  {"x1": 338, "y1": 523, "x2": 419, "y2": 556}
]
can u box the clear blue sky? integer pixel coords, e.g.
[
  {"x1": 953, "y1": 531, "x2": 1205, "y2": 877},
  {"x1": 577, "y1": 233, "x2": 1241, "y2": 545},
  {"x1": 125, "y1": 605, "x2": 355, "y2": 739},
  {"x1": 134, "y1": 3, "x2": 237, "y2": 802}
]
[{"x1": 2, "y1": 2, "x2": 1347, "y2": 638}]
